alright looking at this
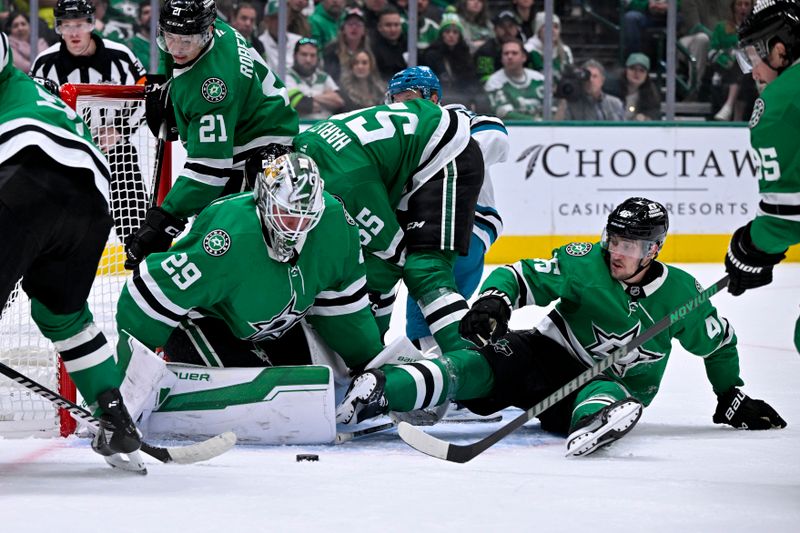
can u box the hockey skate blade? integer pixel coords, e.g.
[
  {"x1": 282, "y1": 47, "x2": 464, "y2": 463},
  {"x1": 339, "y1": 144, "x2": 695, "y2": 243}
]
[
  {"x1": 165, "y1": 431, "x2": 237, "y2": 464},
  {"x1": 397, "y1": 421, "x2": 450, "y2": 460},
  {"x1": 565, "y1": 401, "x2": 642, "y2": 458},
  {"x1": 104, "y1": 450, "x2": 148, "y2": 475}
]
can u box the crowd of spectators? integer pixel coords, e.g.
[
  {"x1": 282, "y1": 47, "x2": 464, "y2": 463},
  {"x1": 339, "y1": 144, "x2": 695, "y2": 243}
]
[{"x1": 0, "y1": 0, "x2": 761, "y2": 122}]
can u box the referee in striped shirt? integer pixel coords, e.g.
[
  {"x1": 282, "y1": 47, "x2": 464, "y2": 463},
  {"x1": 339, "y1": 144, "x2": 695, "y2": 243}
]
[{"x1": 30, "y1": 0, "x2": 148, "y2": 242}]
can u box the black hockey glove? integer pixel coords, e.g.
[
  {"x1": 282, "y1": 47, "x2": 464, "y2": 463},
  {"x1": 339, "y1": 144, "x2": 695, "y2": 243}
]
[
  {"x1": 713, "y1": 387, "x2": 787, "y2": 430},
  {"x1": 30, "y1": 76, "x2": 60, "y2": 97},
  {"x1": 244, "y1": 143, "x2": 293, "y2": 188},
  {"x1": 459, "y1": 291, "x2": 512, "y2": 347},
  {"x1": 124, "y1": 207, "x2": 187, "y2": 269},
  {"x1": 144, "y1": 75, "x2": 179, "y2": 142},
  {"x1": 725, "y1": 222, "x2": 786, "y2": 296}
]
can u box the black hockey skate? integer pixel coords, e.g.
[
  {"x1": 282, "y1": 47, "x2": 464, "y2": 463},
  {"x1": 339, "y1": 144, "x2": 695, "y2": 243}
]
[
  {"x1": 91, "y1": 388, "x2": 146, "y2": 473},
  {"x1": 336, "y1": 370, "x2": 389, "y2": 425},
  {"x1": 565, "y1": 398, "x2": 643, "y2": 457}
]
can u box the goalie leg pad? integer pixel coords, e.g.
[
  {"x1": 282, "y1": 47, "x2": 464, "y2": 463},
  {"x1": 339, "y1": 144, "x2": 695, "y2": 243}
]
[
  {"x1": 119, "y1": 332, "x2": 178, "y2": 424},
  {"x1": 146, "y1": 364, "x2": 336, "y2": 444}
]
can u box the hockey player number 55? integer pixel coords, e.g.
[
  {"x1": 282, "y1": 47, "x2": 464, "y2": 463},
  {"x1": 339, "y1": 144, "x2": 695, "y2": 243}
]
[
  {"x1": 344, "y1": 106, "x2": 419, "y2": 145},
  {"x1": 161, "y1": 253, "x2": 202, "y2": 290}
]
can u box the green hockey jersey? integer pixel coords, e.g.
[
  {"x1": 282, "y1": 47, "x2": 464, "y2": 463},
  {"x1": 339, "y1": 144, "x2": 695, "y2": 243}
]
[
  {"x1": 746, "y1": 61, "x2": 800, "y2": 255},
  {"x1": 0, "y1": 36, "x2": 111, "y2": 204},
  {"x1": 116, "y1": 191, "x2": 383, "y2": 369},
  {"x1": 480, "y1": 243, "x2": 743, "y2": 406},
  {"x1": 294, "y1": 99, "x2": 475, "y2": 351},
  {"x1": 162, "y1": 20, "x2": 299, "y2": 219},
  {"x1": 294, "y1": 99, "x2": 471, "y2": 264}
]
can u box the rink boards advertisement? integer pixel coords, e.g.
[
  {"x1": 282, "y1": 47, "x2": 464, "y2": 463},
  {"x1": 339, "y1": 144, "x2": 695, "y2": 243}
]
[
  {"x1": 484, "y1": 123, "x2": 800, "y2": 263},
  {"x1": 172, "y1": 123, "x2": 797, "y2": 263}
]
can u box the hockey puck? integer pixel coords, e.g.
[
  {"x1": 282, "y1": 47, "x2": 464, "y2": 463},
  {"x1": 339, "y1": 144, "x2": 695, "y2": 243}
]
[{"x1": 296, "y1": 454, "x2": 319, "y2": 462}]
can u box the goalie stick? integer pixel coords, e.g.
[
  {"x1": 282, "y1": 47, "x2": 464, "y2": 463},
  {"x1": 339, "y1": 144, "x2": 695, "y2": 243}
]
[
  {"x1": 398, "y1": 275, "x2": 730, "y2": 463},
  {"x1": 0, "y1": 361, "x2": 237, "y2": 472}
]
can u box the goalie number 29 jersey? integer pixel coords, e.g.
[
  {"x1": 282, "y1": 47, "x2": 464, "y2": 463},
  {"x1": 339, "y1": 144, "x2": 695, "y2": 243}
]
[{"x1": 116, "y1": 192, "x2": 383, "y2": 369}]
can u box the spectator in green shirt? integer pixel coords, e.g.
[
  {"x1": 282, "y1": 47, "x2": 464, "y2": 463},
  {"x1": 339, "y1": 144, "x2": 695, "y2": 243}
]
[{"x1": 310, "y1": 0, "x2": 344, "y2": 48}]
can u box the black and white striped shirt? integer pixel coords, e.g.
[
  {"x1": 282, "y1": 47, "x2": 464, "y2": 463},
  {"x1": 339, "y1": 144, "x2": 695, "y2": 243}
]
[
  {"x1": 29, "y1": 33, "x2": 145, "y2": 85},
  {"x1": 30, "y1": 33, "x2": 146, "y2": 144}
]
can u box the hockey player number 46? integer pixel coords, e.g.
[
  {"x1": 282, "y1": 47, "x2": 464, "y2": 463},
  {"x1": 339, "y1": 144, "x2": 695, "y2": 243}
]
[{"x1": 161, "y1": 253, "x2": 202, "y2": 290}]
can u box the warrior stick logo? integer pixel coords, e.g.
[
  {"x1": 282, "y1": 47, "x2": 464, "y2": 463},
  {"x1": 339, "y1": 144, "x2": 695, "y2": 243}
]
[{"x1": 201, "y1": 77, "x2": 227, "y2": 103}]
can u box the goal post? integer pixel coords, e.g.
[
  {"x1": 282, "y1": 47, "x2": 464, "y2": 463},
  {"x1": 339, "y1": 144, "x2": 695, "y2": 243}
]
[{"x1": 0, "y1": 83, "x2": 171, "y2": 438}]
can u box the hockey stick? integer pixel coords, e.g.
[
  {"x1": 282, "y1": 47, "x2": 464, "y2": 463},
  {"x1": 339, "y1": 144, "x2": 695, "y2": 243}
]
[
  {"x1": 335, "y1": 421, "x2": 396, "y2": 444},
  {"x1": 398, "y1": 275, "x2": 730, "y2": 463},
  {"x1": 0, "y1": 361, "x2": 237, "y2": 466},
  {"x1": 149, "y1": 121, "x2": 168, "y2": 208}
]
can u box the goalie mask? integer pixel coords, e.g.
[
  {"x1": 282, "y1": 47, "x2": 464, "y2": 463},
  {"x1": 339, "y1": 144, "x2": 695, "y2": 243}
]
[
  {"x1": 254, "y1": 153, "x2": 325, "y2": 263},
  {"x1": 602, "y1": 197, "x2": 669, "y2": 279}
]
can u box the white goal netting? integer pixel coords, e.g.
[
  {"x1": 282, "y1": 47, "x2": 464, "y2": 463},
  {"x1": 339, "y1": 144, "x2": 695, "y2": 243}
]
[{"x1": 0, "y1": 84, "x2": 169, "y2": 437}]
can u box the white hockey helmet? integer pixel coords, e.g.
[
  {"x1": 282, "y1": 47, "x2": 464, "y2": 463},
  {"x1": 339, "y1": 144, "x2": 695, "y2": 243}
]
[{"x1": 254, "y1": 152, "x2": 325, "y2": 262}]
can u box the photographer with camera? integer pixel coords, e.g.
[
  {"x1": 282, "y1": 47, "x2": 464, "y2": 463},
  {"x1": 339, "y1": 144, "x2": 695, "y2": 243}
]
[
  {"x1": 555, "y1": 59, "x2": 624, "y2": 121},
  {"x1": 484, "y1": 39, "x2": 545, "y2": 120}
]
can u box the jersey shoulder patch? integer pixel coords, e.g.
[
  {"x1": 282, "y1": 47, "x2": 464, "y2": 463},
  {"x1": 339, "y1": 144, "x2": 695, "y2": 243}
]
[
  {"x1": 203, "y1": 229, "x2": 231, "y2": 256},
  {"x1": 565, "y1": 242, "x2": 593, "y2": 256},
  {"x1": 749, "y1": 98, "x2": 765, "y2": 129},
  {"x1": 201, "y1": 77, "x2": 228, "y2": 103}
]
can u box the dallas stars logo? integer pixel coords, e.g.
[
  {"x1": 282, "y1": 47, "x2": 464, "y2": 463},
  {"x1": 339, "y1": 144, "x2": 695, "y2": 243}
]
[
  {"x1": 203, "y1": 229, "x2": 230, "y2": 256},
  {"x1": 201, "y1": 77, "x2": 227, "y2": 103},
  {"x1": 247, "y1": 293, "x2": 308, "y2": 342},
  {"x1": 585, "y1": 323, "x2": 664, "y2": 377}
]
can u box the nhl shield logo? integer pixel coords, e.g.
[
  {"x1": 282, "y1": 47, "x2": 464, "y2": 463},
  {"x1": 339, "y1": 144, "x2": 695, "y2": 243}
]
[
  {"x1": 749, "y1": 98, "x2": 765, "y2": 128},
  {"x1": 201, "y1": 77, "x2": 227, "y2": 103},
  {"x1": 565, "y1": 242, "x2": 593, "y2": 256},
  {"x1": 203, "y1": 229, "x2": 231, "y2": 256}
]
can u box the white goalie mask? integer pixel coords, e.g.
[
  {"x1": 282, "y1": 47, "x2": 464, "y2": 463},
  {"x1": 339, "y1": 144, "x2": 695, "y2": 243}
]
[{"x1": 254, "y1": 153, "x2": 325, "y2": 262}]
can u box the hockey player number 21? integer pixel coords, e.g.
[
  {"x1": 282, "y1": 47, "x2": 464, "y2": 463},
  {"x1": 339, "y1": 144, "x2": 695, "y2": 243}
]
[
  {"x1": 161, "y1": 253, "x2": 202, "y2": 290},
  {"x1": 199, "y1": 114, "x2": 228, "y2": 143}
]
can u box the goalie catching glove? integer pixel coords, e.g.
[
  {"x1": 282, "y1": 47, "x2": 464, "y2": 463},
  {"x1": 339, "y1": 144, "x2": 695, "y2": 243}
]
[
  {"x1": 713, "y1": 387, "x2": 786, "y2": 430},
  {"x1": 725, "y1": 222, "x2": 786, "y2": 296},
  {"x1": 124, "y1": 207, "x2": 186, "y2": 269},
  {"x1": 458, "y1": 291, "x2": 512, "y2": 347}
]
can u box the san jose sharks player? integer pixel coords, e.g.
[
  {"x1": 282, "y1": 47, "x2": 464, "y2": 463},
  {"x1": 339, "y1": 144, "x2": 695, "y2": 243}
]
[
  {"x1": 384, "y1": 66, "x2": 509, "y2": 355},
  {"x1": 337, "y1": 198, "x2": 786, "y2": 456}
]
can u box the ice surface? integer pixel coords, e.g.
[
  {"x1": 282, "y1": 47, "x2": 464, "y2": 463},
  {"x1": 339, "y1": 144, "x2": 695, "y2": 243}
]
[{"x1": 1, "y1": 264, "x2": 798, "y2": 532}]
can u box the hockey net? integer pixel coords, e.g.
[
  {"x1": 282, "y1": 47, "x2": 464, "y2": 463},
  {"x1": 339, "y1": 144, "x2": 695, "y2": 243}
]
[{"x1": 0, "y1": 84, "x2": 171, "y2": 437}]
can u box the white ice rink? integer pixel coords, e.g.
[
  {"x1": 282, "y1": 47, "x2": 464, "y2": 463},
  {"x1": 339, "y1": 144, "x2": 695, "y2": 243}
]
[{"x1": 1, "y1": 263, "x2": 798, "y2": 533}]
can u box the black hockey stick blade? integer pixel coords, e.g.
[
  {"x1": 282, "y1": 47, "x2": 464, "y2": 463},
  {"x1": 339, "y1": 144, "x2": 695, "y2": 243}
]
[
  {"x1": 335, "y1": 421, "x2": 396, "y2": 444},
  {"x1": 0, "y1": 361, "x2": 237, "y2": 465},
  {"x1": 399, "y1": 275, "x2": 730, "y2": 463}
]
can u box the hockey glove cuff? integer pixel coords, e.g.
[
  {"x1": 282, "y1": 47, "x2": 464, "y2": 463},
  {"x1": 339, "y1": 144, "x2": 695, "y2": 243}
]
[
  {"x1": 144, "y1": 75, "x2": 179, "y2": 142},
  {"x1": 458, "y1": 291, "x2": 512, "y2": 347},
  {"x1": 725, "y1": 222, "x2": 786, "y2": 296},
  {"x1": 124, "y1": 207, "x2": 187, "y2": 269},
  {"x1": 712, "y1": 387, "x2": 787, "y2": 430}
]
